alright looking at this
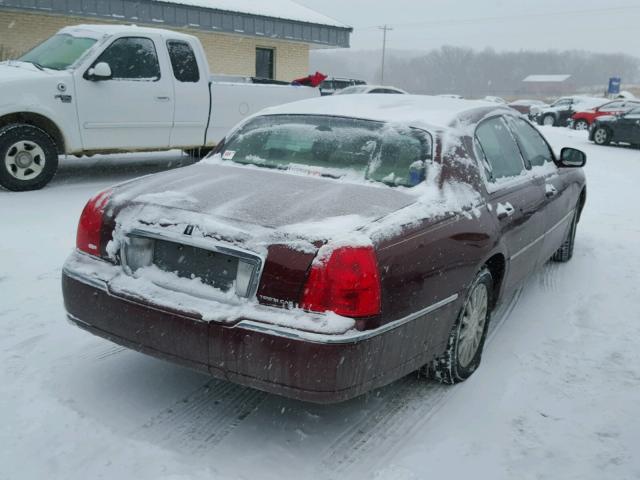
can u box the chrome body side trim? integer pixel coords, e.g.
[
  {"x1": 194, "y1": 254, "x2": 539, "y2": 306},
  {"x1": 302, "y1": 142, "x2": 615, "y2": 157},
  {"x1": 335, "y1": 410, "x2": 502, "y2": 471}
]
[
  {"x1": 233, "y1": 293, "x2": 460, "y2": 344},
  {"x1": 63, "y1": 254, "x2": 459, "y2": 345},
  {"x1": 510, "y1": 209, "x2": 574, "y2": 261}
]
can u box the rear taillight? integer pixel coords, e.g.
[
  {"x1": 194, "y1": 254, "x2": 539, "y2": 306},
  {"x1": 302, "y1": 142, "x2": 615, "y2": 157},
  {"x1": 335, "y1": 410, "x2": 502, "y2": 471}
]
[
  {"x1": 301, "y1": 245, "x2": 381, "y2": 318},
  {"x1": 76, "y1": 189, "x2": 112, "y2": 257}
]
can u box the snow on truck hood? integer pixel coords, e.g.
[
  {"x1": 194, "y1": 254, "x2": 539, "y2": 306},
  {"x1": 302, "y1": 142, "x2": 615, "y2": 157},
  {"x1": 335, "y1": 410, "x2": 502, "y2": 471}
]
[{"x1": 0, "y1": 62, "x2": 65, "y2": 82}]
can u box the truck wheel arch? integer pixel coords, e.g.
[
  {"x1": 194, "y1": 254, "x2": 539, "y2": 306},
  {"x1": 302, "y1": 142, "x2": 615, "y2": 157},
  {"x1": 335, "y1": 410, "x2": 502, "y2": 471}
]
[{"x1": 0, "y1": 113, "x2": 65, "y2": 154}]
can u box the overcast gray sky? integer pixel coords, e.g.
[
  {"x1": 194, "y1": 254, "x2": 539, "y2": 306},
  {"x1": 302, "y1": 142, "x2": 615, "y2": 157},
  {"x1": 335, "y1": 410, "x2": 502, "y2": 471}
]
[{"x1": 296, "y1": 0, "x2": 640, "y2": 56}]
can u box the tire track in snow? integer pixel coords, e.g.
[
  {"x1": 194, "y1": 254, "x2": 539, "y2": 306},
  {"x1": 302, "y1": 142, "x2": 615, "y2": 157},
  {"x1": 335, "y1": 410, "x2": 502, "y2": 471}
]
[
  {"x1": 320, "y1": 287, "x2": 523, "y2": 479},
  {"x1": 73, "y1": 343, "x2": 127, "y2": 361},
  {"x1": 134, "y1": 378, "x2": 266, "y2": 454}
]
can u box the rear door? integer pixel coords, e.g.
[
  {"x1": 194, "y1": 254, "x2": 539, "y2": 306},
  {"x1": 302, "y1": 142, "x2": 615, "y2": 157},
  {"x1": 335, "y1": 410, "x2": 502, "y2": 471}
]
[
  {"x1": 74, "y1": 34, "x2": 174, "y2": 150},
  {"x1": 475, "y1": 116, "x2": 546, "y2": 289},
  {"x1": 166, "y1": 39, "x2": 210, "y2": 148},
  {"x1": 615, "y1": 108, "x2": 640, "y2": 143},
  {"x1": 507, "y1": 117, "x2": 573, "y2": 262}
]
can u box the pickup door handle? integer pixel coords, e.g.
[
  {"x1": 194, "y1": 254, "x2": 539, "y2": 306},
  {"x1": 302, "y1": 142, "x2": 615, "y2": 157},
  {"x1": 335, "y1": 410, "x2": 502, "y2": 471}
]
[
  {"x1": 545, "y1": 184, "x2": 558, "y2": 198},
  {"x1": 155, "y1": 96, "x2": 171, "y2": 102}
]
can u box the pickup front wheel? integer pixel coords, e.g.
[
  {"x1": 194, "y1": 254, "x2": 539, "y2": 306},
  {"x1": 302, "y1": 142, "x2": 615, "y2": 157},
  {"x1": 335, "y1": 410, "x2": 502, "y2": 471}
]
[{"x1": 0, "y1": 124, "x2": 59, "y2": 191}]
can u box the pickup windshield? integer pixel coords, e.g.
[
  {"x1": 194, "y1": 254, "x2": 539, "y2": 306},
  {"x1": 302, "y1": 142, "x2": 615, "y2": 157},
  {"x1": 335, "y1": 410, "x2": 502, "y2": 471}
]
[
  {"x1": 19, "y1": 34, "x2": 97, "y2": 70},
  {"x1": 221, "y1": 115, "x2": 432, "y2": 187}
]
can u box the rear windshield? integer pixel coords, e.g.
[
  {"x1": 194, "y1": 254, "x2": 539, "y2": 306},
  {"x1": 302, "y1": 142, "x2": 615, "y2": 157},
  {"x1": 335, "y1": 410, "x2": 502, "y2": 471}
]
[{"x1": 220, "y1": 115, "x2": 432, "y2": 187}]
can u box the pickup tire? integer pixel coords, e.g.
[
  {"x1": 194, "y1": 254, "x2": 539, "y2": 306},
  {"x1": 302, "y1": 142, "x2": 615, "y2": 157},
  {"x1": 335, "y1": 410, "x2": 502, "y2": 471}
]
[{"x1": 0, "y1": 124, "x2": 58, "y2": 191}]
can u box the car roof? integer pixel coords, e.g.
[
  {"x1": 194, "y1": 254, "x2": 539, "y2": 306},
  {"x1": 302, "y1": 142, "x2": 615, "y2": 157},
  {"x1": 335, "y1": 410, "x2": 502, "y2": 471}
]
[{"x1": 259, "y1": 94, "x2": 509, "y2": 130}]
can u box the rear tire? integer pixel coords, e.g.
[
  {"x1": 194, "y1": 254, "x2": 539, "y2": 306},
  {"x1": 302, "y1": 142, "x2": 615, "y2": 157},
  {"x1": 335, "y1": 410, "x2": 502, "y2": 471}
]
[
  {"x1": 592, "y1": 127, "x2": 611, "y2": 145},
  {"x1": 430, "y1": 268, "x2": 493, "y2": 384},
  {"x1": 574, "y1": 119, "x2": 589, "y2": 130},
  {"x1": 542, "y1": 114, "x2": 556, "y2": 126},
  {"x1": 552, "y1": 208, "x2": 578, "y2": 262},
  {"x1": 0, "y1": 124, "x2": 58, "y2": 191}
]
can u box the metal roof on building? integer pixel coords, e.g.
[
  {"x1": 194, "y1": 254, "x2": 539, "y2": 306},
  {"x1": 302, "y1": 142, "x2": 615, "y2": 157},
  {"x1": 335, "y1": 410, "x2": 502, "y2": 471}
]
[
  {"x1": 0, "y1": 0, "x2": 352, "y2": 47},
  {"x1": 522, "y1": 74, "x2": 572, "y2": 83}
]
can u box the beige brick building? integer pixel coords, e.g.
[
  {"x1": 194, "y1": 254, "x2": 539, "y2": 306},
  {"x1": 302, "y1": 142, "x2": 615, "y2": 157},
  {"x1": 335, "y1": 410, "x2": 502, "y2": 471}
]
[{"x1": 0, "y1": 0, "x2": 351, "y2": 82}]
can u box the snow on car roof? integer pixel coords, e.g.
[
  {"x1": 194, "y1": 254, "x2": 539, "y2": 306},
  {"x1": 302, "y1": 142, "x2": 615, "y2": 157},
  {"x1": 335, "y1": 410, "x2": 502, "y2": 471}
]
[
  {"x1": 259, "y1": 94, "x2": 503, "y2": 130},
  {"x1": 149, "y1": 0, "x2": 349, "y2": 28}
]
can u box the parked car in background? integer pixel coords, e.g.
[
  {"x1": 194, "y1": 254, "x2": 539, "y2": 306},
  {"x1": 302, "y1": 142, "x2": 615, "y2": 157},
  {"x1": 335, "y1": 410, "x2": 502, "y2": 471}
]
[
  {"x1": 571, "y1": 99, "x2": 640, "y2": 130},
  {"x1": 589, "y1": 106, "x2": 640, "y2": 147},
  {"x1": 483, "y1": 96, "x2": 507, "y2": 104},
  {"x1": 62, "y1": 95, "x2": 587, "y2": 403},
  {"x1": 437, "y1": 94, "x2": 464, "y2": 99},
  {"x1": 319, "y1": 77, "x2": 367, "y2": 95},
  {"x1": 508, "y1": 99, "x2": 548, "y2": 116},
  {"x1": 335, "y1": 85, "x2": 407, "y2": 95},
  {"x1": 0, "y1": 24, "x2": 319, "y2": 191},
  {"x1": 532, "y1": 96, "x2": 607, "y2": 127}
]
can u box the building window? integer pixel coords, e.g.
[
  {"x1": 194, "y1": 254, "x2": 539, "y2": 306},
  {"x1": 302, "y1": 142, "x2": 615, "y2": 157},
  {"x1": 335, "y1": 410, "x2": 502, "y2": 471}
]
[{"x1": 255, "y1": 47, "x2": 274, "y2": 79}]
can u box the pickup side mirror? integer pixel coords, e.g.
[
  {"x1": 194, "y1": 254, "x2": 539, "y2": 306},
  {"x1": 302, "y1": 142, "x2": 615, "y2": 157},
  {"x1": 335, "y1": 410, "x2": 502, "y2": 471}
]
[
  {"x1": 86, "y1": 62, "x2": 112, "y2": 81},
  {"x1": 558, "y1": 147, "x2": 586, "y2": 168}
]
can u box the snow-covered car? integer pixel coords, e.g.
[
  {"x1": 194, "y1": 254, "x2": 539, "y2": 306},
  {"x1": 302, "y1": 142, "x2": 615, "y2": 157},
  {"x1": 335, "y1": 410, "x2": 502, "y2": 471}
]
[
  {"x1": 483, "y1": 96, "x2": 507, "y2": 104},
  {"x1": 508, "y1": 99, "x2": 549, "y2": 116},
  {"x1": 589, "y1": 106, "x2": 640, "y2": 147},
  {"x1": 532, "y1": 96, "x2": 607, "y2": 127},
  {"x1": 0, "y1": 24, "x2": 319, "y2": 191},
  {"x1": 335, "y1": 85, "x2": 407, "y2": 95},
  {"x1": 62, "y1": 95, "x2": 587, "y2": 403},
  {"x1": 571, "y1": 100, "x2": 640, "y2": 130},
  {"x1": 319, "y1": 77, "x2": 367, "y2": 96}
]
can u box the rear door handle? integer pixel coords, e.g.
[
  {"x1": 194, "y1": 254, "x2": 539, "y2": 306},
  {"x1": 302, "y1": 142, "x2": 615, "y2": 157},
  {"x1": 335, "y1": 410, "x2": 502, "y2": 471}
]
[
  {"x1": 545, "y1": 184, "x2": 558, "y2": 198},
  {"x1": 155, "y1": 96, "x2": 171, "y2": 102}
]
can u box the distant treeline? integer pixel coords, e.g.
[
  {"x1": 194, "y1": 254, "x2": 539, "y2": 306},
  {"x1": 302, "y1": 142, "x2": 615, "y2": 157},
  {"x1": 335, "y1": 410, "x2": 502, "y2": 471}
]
[{"x1": 311, "y1": 46, "x2": 640, "y2": 98}]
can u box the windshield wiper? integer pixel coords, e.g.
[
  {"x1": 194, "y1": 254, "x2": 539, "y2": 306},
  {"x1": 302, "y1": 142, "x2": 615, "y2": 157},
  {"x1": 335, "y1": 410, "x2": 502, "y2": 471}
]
[{"x1": 17, "y1": 60, "x2": 45, "y2": 71}]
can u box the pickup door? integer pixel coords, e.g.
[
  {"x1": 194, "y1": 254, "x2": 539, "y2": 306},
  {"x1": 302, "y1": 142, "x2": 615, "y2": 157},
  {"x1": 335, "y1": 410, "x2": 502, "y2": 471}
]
[{"x1": 74, "y1": 33, "x2": 175, "y2": 151}]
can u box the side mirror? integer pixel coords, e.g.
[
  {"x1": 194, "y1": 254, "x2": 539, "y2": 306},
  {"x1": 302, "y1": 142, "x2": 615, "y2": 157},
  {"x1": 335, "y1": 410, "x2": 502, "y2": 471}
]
[
  {"x1": 559, "y1": 147, "x2": 586, "y2": 168},
  {"x1": 86, "y1": 62, "x2": 112, "y2": 80}
]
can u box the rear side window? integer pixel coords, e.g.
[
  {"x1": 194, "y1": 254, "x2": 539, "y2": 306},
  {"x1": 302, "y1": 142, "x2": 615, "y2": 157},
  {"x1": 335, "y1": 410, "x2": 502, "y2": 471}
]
[
  {"x1": 167, "y1": 40, "x2": 200, "y2": 82},
  {"x1": 475, "y1": 117, "x2": 525, "y2": 182},
  {"x1": 93, "y1": 37, "x2": 160, "y2": 81},
  {"x1": 508, "y1": 118, "x2": 554, "y2": 167}
]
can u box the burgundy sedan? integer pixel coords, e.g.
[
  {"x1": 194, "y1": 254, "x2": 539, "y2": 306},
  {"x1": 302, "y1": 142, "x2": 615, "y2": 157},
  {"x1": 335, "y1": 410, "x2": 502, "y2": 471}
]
[{"x1": 62, "y1": 95, "x2": 587, "y2": 403}]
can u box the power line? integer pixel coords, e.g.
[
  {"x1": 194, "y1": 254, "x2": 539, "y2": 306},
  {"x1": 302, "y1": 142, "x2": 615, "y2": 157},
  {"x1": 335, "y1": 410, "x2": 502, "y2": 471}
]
[{"x1": 379, "y1": 24, "x2": 393, "y2": 84}]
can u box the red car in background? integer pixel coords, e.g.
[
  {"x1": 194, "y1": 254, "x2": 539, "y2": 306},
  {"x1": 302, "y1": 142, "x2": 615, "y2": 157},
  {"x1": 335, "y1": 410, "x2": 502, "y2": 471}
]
[{"x1": 571, "y1": 99, "x2": 640, "y2": 130}]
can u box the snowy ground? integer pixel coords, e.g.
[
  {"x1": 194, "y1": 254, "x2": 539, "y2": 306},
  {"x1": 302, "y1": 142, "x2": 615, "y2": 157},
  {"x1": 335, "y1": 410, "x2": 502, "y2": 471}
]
[{"x1": 1, "y1": 129, "x2": 639, "y2": 480}]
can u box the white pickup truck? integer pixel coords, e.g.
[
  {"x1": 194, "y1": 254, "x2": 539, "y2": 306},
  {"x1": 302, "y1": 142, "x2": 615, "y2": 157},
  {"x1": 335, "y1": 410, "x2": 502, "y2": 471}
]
[{"x1": 0, "y1": 24, "x2": 319, "y2": 191}]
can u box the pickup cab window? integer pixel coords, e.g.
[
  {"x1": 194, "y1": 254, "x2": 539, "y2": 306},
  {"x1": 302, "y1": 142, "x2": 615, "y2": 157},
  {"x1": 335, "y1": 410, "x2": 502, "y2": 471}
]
[
  {"x1": 167, "y1": 40, "x2": 200, "y2": 83},
  {"x1": 92, "y1": 37, "x2": 160, "y2": 81}
]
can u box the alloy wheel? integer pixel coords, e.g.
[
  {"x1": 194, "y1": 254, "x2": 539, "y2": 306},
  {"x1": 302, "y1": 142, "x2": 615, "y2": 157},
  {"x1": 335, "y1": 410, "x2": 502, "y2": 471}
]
[
  {"x1": 457, "y1": 282, "x2": 489, "y2": 367},
  {"x1": 594, "y1": 128, "x2": 608, "y2": 145}
]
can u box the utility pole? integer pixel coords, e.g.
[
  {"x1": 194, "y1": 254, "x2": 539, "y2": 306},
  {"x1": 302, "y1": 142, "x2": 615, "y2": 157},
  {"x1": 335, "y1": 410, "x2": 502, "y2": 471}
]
[{"x1": 378, "y1": 24, "x2": 393, "y2": 84}]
